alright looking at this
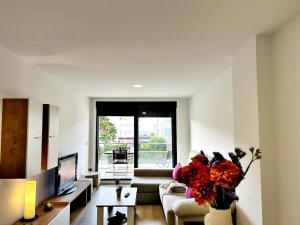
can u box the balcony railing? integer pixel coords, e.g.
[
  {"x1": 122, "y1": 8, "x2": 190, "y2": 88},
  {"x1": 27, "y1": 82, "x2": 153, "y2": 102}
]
[{"x1": 98, "y1": 142, "x2": 172, "y2": 177}]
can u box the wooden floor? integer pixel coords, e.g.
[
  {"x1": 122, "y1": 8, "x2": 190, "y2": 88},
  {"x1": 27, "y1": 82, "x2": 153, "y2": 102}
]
[{"x1": 72, "y1": 186, "x2": 167, "y2": 225}]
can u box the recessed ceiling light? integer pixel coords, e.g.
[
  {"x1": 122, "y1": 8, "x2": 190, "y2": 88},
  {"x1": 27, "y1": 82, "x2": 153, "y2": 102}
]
[{"x1": 133, "y1": 84, "x2": 142, "y2": 88}]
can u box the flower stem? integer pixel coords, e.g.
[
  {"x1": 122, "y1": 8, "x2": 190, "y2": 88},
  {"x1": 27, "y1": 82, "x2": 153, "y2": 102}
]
[{"x1": 243, "y1": 152, "x2": 257, "y2": 177}]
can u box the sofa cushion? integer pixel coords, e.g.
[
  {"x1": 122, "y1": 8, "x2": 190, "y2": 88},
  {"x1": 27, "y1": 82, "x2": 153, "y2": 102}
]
[
  {"x1": 172, "y1": 163, "x2": 182, "y2": 181},
  {"x1": 131, "y1": 176, "x2": 172, "y2": 193},
  {"x1": 186, "y1": 187, "x2": 193, "y2": 198},
  {"x1": 159, "y1": 186, "x2": 186, "y2": 203}
]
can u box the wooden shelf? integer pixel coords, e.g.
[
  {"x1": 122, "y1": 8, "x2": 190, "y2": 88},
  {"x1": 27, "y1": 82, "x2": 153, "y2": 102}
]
[
  {"x1": 14, "y1": 180, "x2": 91, "y2": 225},
  {"x1": 49, "y1": 180, "x2": 91, "y2": 204},
  {"x1": 69, "y1": 206, "x2": 86, "y2": 224},
  {"x1": 14, "y1": 202, "x2": 68, "y2": 225},
  {"x1": 48, "y1": 180, "x2": 92, "y2": 224}
]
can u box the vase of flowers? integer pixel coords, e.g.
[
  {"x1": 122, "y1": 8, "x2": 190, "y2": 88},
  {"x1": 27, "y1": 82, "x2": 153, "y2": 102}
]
[
  {"x1": 180, "y1": 147, "x2": 262, "y2": 225},
  {"x1": 204, "y1": 206, "x2": 232, "y2": 225}
]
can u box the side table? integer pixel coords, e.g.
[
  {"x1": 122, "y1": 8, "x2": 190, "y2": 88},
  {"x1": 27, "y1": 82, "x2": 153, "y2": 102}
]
[{"x1": 83, "y1": 172, "x2": 100, "y2": 189}]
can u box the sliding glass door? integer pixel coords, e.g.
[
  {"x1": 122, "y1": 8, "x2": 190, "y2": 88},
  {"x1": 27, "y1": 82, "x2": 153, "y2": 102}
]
[
  {"x1": 96, "y1": 102, "x2": 177, "y2": 175},
  {"x1": 98, "y1": 116, "x2": 134, "y2": 177}
]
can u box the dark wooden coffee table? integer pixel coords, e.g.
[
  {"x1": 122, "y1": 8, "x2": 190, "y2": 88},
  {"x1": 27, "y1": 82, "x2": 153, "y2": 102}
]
[{"x1": 96, "y1": 187, "x2": 137, "y2": 225}]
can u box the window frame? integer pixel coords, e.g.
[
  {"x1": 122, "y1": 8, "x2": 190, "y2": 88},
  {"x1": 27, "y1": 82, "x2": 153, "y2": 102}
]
[{"x1": 95, "y1": 101, "x2": 177, "y2": 170}]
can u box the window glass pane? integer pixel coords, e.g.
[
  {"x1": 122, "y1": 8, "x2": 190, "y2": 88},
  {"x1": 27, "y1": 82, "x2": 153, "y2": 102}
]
[
  {"x1": 138, "y1": 117, "x2": 172, "y2": 169},
  {"x1": 98, "y1": 116, "x2": 134, "y2": 178}
]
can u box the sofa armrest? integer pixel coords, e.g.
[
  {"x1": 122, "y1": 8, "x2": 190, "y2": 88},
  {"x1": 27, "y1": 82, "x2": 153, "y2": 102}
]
[
  {"x1": 134, "y1": 168, "x2": 173, "y2": 177},
  {"x1": 173, "y1": 199, "x2": 209, "y2": 217}
]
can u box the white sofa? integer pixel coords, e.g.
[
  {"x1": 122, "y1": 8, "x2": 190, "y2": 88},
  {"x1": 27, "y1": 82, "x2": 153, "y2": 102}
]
[
  {"x1": 159, "y1": 185, "x2": 209, "y2": 225},
  {"x1": 131, "y1": 168, "x2": 235, "y2": 225}
]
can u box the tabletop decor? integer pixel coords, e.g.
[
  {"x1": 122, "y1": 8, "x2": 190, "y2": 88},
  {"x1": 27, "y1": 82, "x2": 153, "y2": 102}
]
[
  {"x1": 21, "y1": 181, "x2": 38, "y2": 222},
  {"x1": 116, "y1": 186, "x2": 122, "y2": 198},
  {"x1": 43, "y1": 202, "x2": 54, "y2": 212},
  {"x1": 180, "y1": 147, "x2": 262, "y2": 225}
]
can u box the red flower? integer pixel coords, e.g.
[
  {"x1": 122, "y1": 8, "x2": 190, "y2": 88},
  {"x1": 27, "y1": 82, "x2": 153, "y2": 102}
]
[
  {"x1": 181, "y1": 159, "x2": 215, "y2": 205},
  {"x1": 210, "y1": 160, "x2": 243, "y2": 188},
  {"x1": 191, "y1": 151, "x2": 209, "y2": 165},
  {"x1": 180, "y1": 148, "x2": 261, "y2": 209},
  {"x1": 181, "y1": 160, "x2": 209, "y2": 187},
  {"x1": 192, "y1": 181, "x2": 217, "y2": 205}
]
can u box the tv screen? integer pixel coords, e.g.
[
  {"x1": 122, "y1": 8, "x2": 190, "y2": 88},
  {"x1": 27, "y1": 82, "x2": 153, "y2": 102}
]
[{"x1": 57, "y1": 153, "x2": 78, "y2": 195}]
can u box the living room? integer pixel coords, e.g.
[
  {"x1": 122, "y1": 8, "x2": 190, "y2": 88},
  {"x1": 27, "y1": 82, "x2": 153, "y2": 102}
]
[{"x1": 0, "y1": 1, "x2": 300, "y2": 225}]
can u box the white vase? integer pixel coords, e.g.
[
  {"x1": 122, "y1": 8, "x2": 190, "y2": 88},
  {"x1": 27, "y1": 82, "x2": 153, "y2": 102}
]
[{"x1": 204, "y1": 206, "x2": 233, "y2": 225}]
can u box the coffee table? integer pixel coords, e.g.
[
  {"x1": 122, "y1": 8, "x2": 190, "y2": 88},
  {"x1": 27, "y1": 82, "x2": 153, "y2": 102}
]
[{"x1": 96, "y1": 187, "x2": 137, "y2": 225}]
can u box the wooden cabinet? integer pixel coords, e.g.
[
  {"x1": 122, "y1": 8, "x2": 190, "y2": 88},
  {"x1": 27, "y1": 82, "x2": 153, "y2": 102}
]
[
  {"x1": 14, "y1": 203, "x2": 70, "y2": 225},
  {"x1": 49, "y1": 180, "x2": 92, "y2": 224},
  {"x1": 42, "y1": 104, "x2": 59, "y2": 171},
  {"x1": 13, "y1": 181, "x2": 91, "y2": 225},
  {"x1": 0, "y1": 99, "x2": 43, "y2": 178},
  {"x1": 48, "y1": 204, "x2": 70, "y2": 225},
  {"x1": 0, "y1": 100, "x2": 60, "y2": 178}
]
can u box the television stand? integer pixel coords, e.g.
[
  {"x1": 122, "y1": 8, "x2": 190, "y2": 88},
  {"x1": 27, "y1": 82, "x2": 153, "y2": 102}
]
[{"x1": 49, "y1": 180, "x2": 92, "y2": 224}]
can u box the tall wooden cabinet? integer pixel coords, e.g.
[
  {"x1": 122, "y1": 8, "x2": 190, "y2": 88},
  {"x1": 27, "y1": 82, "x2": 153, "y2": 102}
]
[
  {"x1": 42, "y1": 104, "x2": 59, "y2": 171},
  {"x1": 0, "y1": 99, "x2": 43, "y2": 178},
  {"x1": 0, "y1": 99, "x2": 60, "y2": 178}
]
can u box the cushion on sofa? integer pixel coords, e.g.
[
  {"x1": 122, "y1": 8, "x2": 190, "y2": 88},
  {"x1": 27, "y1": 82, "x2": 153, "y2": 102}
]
[
  {"x1": 172, "y1": 163, "x2": 182, "y2": 181},
  {"x1": 131, "y1": 176, "x2": 172, "y2": 193},
  {"x1": 186, "y1": 187, "x2": 193, "y2": 198},
  {"x1": 159, "y1": 186, "x2": 185, "y2": 203}
]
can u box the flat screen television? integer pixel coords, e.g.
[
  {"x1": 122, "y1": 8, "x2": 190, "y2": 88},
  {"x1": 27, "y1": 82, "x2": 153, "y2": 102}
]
[{"x1": 56, "y1": 153, "x2": 78, "y2": 195}]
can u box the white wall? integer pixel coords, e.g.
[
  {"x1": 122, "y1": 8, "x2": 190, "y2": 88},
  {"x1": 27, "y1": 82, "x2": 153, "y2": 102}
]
[
  {"x1": 0, "y1": 45, "x2": 90, "y2": 225},
  {"x1": 189, "y1": 67, "x2": 234, "y2": 156},
  {"x1": 176, "y1": 98, "x2": 191, "y2": 165},
  {"x1": 188, "y1": 14, "x2": 300, "y2": 225},
  {"x1": 232, "y1": 38, "x2": 263, "y2": 225},
  {"x1": 0, "y1": 180, "x2": 26, "y2": 225},
  {"x1": 88, "y1": 98, "x2": 190, "y2": 169},
  {"x1": 189, "y1": 46, "x2": 264, "y2": 225},
  {"x1": 256, "y1": 35, "x2": 277, "y2": 225},
  {"x1": 271, "y1": 14, "x2": 300, "y2": 225},
  {"x1": 254, "y1": 14, "x2": 300, "y2": 225},
  {"x1": 0, "y1": 169, "x2": 56, "y2": 225}
]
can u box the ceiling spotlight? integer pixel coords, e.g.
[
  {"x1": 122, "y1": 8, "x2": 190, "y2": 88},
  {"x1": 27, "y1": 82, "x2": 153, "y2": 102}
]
[{"x1": 133, "y1": 84, "x2": 142, "y2": 88}]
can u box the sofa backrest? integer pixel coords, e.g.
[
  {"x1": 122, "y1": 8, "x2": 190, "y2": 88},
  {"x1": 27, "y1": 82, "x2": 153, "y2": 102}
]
[{"x1": 134, "y1": 168, "x2": 173, "y2": 177}]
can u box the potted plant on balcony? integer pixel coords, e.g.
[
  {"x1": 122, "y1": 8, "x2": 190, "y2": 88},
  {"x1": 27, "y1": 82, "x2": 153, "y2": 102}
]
[{"x1": 181, "y1": 147, "x2": 261, "y2": 225}]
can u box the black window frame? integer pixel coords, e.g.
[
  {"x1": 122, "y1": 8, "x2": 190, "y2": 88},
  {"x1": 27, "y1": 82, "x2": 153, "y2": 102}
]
[{"x1": 95, "y1": 101, "x2": 177, "y2": 170}]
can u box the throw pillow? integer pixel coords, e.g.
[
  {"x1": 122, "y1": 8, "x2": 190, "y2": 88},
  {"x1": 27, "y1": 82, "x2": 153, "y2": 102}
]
[
  {"x1": 186, "y1": 187, "x2": 193, "y2": 199},
  {"x1": 172, "y1": 163, "x2": 182, "y2": 181}
]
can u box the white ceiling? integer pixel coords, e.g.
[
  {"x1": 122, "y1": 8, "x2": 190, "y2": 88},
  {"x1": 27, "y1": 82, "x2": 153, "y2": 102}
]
[{"x1": 0, "y1": 0, "x2": 299, "y2": 97}]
